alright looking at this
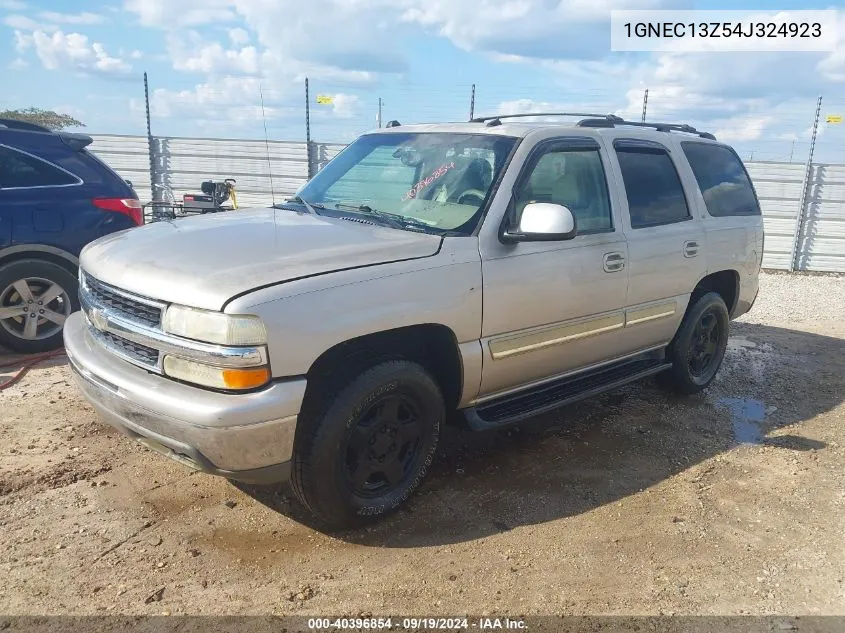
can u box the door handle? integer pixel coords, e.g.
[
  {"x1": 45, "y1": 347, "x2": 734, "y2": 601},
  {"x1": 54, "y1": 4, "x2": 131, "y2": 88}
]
[
  {"x1": 684, "y1": 240, "x2": 700, "y2": 258},
  {"x1": 603, "y1": 251, "x2": 626, "y2": 273}
]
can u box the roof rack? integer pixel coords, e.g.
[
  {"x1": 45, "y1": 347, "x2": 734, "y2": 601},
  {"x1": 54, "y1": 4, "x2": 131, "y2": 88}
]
[
  {"x1": 470, "y1": 112, "x2": 716, "y2": 140},
  {"x1": 578, "y1": 117, "x2": 717, "y2": 141},
  {"x1": 0, "y1": 118, "x2": 52, "y2": 133},
  {"x1": 470, "y1": 112, "x2": 616, "y2": 127}
]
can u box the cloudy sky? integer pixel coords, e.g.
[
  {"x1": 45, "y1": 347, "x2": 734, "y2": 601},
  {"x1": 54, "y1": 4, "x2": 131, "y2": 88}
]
[{"x1": 4, "y1": 0, "x2": 845, "y2": 162}]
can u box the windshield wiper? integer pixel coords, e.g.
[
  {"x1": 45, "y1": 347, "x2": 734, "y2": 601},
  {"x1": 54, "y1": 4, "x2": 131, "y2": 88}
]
[
  {"x1": 284, "y1": 195, "x2": 325, "y2": 215},
  {"x1": 334, "y1": 202, "x2": 437, "y2": 232}
]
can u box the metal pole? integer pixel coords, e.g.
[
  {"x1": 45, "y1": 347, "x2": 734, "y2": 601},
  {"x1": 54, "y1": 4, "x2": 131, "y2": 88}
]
[
  {"x1": 470, "y1": 84, "x2": 476, "y2": 120},
  {"x1": 789, "y1": 95, "x2": 822, "y2": 272},
  {"x1": 377, "y1": 98, "x2": 382, "y2": 128},
  {"x1": 143, "y1": 72, "x2": 156, "y2": 204},
  {"x1": 641, "y1": 88, "x2": 648, "y2": 122},
  {"x1": 789, "y1": 140, "x2": 796, "y2": 163},
  {"x1": 305, "y1": 77, "x2": 313, "y2": 179}
]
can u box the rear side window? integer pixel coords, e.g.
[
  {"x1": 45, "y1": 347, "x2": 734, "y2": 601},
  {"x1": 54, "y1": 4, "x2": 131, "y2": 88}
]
[
  {"x1": 682, "y1": 142, "x2": 761, "y2": 216},
  {"x1": 615, "y1": 145, "x2": 690, "y2": 228},
  {"x1": 0, "y1": 146, "x2": 79, "y2": 189}
]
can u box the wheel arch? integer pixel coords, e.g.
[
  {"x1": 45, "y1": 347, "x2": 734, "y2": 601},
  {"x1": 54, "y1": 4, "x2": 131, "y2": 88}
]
[
  {"x1": 690, "y1": 269, "x2": 740, "y2": 317},
  {"x1": 304, "y1": 323, "x2": 465, "y2": 415},
  {"x1": 0, "y1": 245, "x2": 79, "y2": 276}
]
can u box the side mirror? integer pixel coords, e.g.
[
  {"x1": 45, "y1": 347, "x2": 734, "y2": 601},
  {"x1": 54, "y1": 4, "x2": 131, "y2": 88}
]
[{"x1": 501, "y1": 202, "x2": 577, "y2": 243}]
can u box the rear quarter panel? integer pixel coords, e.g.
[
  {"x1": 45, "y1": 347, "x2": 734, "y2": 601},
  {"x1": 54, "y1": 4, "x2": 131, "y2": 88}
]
[
  {"x1": 2, "y1": 142, "x2": 137, "y2": 258},
  {"x1": 670, "y1": 140, "x2": 764, "y2": 317}
]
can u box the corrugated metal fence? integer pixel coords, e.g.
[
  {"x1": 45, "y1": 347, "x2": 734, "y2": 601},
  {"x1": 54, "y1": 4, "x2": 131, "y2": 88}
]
[{"x1": 89, "y1": 134, "x2": 845, "y2": 273}]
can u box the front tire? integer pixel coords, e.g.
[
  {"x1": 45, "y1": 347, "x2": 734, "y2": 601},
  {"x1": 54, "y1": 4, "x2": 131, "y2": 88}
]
[
  {"x1": 291, "y1": 360, "x2": 443, "y2": 530},
  {"x1": 0, "y1": 259, "x2": 78, "y2": 354},
  {"x1": 659, "y1": 292, "x2": 730, "y2": 395}
]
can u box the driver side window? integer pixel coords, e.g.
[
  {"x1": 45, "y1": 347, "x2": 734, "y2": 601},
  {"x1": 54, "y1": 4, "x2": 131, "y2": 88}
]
[{"x1": 514, "y1": 148, "x2": 613, "y2": 234}]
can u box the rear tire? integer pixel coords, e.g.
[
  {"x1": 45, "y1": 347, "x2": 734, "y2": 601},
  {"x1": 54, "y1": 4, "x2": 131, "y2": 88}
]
[
  {"x1": 291, "y1": 360, "x2": 443, "y2": 530},
  {"x1": 0, "y1": 259, "x2": 78, "y2": 354},
  {"x1": 659, "y1": 292, "x2": 730, "y2": 395}
]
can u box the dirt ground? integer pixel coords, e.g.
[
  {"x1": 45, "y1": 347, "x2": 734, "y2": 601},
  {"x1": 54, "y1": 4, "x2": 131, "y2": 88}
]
[{"x1": 1, "y1": 271, "x2": 844, "y2": 618}]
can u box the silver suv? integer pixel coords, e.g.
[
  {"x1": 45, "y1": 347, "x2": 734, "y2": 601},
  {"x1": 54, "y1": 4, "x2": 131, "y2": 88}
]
[{"x1": 64, "y1": 113, "x2": 764, "y2": 529}]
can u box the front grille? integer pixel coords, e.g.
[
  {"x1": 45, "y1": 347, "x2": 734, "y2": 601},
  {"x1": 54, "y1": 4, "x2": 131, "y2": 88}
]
[
  {"x1": 83, "y1": 274, "x2": 162, "y2": 328},
  {"x1": 94, "y1": 328, "x2": 160, "y2": 368}
]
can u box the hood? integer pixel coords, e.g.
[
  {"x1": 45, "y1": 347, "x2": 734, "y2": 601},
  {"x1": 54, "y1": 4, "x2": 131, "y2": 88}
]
[{"x1": 80, "y1": 208, "x2": 442, "y2": 311}]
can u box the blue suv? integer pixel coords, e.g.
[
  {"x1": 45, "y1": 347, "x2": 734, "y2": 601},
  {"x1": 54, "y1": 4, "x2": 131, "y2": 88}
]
[{"x1": 0, "y1": 119, "x2": 140, "y2": 354}]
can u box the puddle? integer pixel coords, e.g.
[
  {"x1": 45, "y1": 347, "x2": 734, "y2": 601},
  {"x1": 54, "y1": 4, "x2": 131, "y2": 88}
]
[
  {"x1": 717, "y1": 398, "x2": 767, "y2": 444},
  {"x1": 723, "y1": 337, "x2": 777, "y2": 383}
]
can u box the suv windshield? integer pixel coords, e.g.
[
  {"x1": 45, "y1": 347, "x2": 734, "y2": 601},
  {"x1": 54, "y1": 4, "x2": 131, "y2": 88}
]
[{"x1": 293, "y1": 132, "x2": 518, "y2": 235}]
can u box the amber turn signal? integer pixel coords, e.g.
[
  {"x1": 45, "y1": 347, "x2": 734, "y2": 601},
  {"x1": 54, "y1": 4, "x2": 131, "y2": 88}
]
[{"x1": 221, "y1": 367, "x2": 271, "y2": 390}]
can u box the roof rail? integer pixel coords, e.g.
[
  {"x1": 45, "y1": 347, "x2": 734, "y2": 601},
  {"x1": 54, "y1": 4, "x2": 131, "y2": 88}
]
[
  {"x1": 470, "y1": 111, "x2": 716, "y2": 140},
  {"x1": 577, "y1": 117, "x2": 716, "y2": 140},
  {"x1": 470, "y1": 112, "x2": 617, "y2": 126},
  {"x1": 0, "y1": 118, "x2": 52, "y2": 133}
]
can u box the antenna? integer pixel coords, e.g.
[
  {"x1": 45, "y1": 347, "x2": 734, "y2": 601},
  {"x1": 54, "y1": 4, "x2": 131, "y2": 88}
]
[{"x1": 259, "y1": 84, "x2": 276, "y2": 207}]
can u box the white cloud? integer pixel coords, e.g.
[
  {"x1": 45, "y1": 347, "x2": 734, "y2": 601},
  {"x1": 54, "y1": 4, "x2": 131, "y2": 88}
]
[
  {"x1": 9, "y1": 58, "x2": 28, "y2": 70},
  {"x1": 123, "y1": 0, "x2": 237, "y2": 27},
  {"x1": 3, "y1": 14, "x2": 55, "y2": 31},
  {"x1": 167, "y1": 32, "x2": 262, "y2": 75},
  {"x1": 13, "y1": 29, "x2": 31, "y2": 53},
  {"x1": 0, "y1": 0, "x2": 27, "y2": 9},
  {"x1": 130, "y1": 49, "x2": 143, "y2": 59},
  {"x1": 38, "y1": 11, "x2": 106, "y2": 25},
  {"x1": 712, "y1": 116, "x2": 773, "y2": 143},
  {"x1": 147, "y1": 76, "x2": 265, "y2": 118},
  {"x1": 328, "y1": 93, "x2": 359, "y2": 119},
  {"x1": 228, "y1": 27, "x2": 250, "y2": 45},
  {"x1": 400, "y1": 0, "x2": 687, "y2": 58},
  {"x1": 16, "y1": 30, "x2": 133, "y2": 77}
]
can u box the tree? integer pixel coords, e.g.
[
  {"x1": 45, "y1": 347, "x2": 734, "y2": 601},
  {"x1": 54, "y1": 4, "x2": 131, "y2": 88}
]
[{"x1": 0, "y1": 107, "x2": 85, "y2": 131}]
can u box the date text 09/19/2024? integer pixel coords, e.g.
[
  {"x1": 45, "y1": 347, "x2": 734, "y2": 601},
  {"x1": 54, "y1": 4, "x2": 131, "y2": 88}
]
[{"x1": 307, "y1": 617, "x2": 528, "y2": 630}]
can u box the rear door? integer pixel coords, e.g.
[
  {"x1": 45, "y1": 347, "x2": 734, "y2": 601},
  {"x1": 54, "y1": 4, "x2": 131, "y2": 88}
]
[{"x1": 606, "y1": 137, "x2": 706, "y2": 353}]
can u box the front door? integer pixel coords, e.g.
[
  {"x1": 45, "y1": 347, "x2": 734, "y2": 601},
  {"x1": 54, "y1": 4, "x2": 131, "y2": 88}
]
[{"x1": 477, "y1": 136, "x2": 629, "y2": 398}]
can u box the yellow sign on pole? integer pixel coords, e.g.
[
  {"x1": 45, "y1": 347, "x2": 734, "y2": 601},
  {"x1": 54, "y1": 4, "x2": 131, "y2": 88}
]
[
  {"x1": 826, "y1": 114, "x2": 842, "y2": 124},
  {"x1": 316, "y1": 95, "x2": 334, "y2": 105}
]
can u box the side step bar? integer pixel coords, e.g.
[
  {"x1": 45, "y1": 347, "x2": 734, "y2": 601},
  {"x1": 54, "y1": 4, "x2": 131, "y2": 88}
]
[{"x1": 463, "y1": 354, "x2": 672, "y2": 431}]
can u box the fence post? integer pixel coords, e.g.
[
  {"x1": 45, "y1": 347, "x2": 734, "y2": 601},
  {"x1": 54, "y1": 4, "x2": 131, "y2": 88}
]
[
  {"x1": 305, "y1": 77, "x2": 314, "y2": 179},
  {"x1": 470, "y1": 84, "x2": 476, "y2": 121},
  {"x1": 143, "y1": 72, "x2": 157, "y2": 202},
  {"x1": 789, "y1": 95, "x2": 822, "y2": 272}
]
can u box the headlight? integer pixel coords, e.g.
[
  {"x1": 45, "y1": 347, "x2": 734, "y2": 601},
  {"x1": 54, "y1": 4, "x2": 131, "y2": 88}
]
[
  {"x1": 163, "y1": 356, "x2": 270, "y2": 390},
  {"x1": 163, "y1": 304, "x2": 266, "y2": 345}
]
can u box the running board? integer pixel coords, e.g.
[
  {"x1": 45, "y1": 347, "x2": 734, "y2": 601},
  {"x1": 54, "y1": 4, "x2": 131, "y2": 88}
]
[{"x1": 463, "y1": 355, "x2": 672, "y2": 431}]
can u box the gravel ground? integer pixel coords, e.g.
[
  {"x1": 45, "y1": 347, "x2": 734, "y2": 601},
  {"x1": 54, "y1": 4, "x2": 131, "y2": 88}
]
[{"x1": 1, "y1": 270, "x2": 844, "y2": 621}]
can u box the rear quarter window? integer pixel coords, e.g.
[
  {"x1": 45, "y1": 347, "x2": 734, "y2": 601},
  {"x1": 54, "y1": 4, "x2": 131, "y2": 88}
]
[
  {"x1": 0, "y1": 145, "x2": 79, "y2": 189},
  {"x1": 681, "y1": 142, "x2": 761, "y2": 217}
]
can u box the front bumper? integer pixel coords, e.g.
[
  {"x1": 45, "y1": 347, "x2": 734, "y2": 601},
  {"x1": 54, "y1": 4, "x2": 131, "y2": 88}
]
[{"x1": 63, "y1": 312, "x2": 307, "y2": 484}]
